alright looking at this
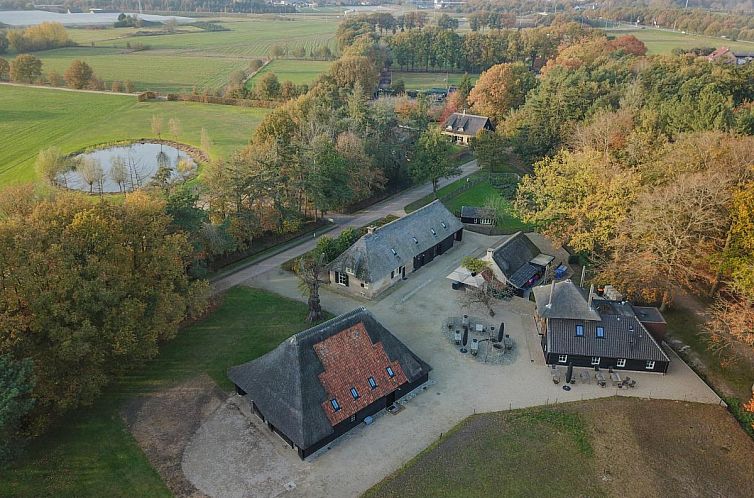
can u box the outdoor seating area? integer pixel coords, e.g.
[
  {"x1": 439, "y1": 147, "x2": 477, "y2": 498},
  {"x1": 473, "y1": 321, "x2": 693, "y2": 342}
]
[
  {"x1": 443, "y1": 314, "x2": 515, "y2": 365},
  {"x1": 551, "y1": 365, "x2": 639, "y2": 390}
]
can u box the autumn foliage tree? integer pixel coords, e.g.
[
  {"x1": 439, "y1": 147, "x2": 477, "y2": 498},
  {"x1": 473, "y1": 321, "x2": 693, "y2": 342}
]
[
  {"x1": 63, "y1": 59, "x2": 94, "y2": 89},
  {"x1": 0, "y1": 190, "x2": 209, "y2": 433},
  {"x1": 468, "y1": 62, "x2": 536, "y2": 122},
  {"x1": 9, "y1": 54, "x2": 42, "y2": 83}
]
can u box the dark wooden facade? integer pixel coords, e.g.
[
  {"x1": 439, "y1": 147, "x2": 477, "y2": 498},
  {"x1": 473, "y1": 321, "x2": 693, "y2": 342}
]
[
  {"x1": 238, "y1": 372, "x2": 429, "y2": 459},
  {"x1": 541, "y1": 337, "x2": 670, "y2": 374}
]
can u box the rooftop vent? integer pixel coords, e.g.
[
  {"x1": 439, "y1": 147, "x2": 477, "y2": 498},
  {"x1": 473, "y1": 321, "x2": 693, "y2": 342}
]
[
  {"x1": 391, "y1": 248, "x2": 398, "y2": 257},
  {"x1": 430, "y1": 228, "x2": 437, "y2": 236},
  {"x1": 412, "y1": 236, "x2": 418, "y2": 244}
]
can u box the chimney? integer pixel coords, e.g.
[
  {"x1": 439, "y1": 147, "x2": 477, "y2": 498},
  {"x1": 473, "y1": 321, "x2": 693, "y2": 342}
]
[
  {"x1": 546, "y1": 278, "x2": 555, "y2": 308},
  {"x1": 462, "y1": 108, "x2": 466, "y2": 115},
  {"x1": 367, "y1": 226, "x2": 376, "y2": 234},
  {"x1": 486, "y1": 248, "x2": 494, "y2": 259},
  {"x1": 587, "y1": 284, "x2": 594, "y2": 310}
]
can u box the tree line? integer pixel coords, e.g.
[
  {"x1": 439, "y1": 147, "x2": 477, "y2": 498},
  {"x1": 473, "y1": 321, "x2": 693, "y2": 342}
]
[{"x1": 1, "y1": 22, "x2": 73, "y2": 53}]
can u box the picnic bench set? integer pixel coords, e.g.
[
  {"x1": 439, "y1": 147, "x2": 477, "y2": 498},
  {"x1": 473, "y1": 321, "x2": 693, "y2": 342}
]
[{"x1": 551, "y1": 366, "x2": 638, "y2": 389}]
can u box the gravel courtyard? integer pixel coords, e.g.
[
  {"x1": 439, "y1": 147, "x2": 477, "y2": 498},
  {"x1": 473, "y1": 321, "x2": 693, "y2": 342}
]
[{"x1": 182, "y1": 231, "x2": 722, "y2": 498}]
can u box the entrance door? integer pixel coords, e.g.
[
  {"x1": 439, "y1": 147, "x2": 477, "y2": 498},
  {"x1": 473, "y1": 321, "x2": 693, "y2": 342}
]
[
  {"x1": 386, "y1": 391, "x2": 396, "y2": 407},
  {"x1": 401, "y1": 266, "x2": 406, "y2": 279}
]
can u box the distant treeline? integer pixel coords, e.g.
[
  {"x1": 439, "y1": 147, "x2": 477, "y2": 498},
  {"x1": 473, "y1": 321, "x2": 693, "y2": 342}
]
[
  {"x1": 2, "y1": 22, "x2": 74, "y2": 53},
  {"x1": 0, "y1": 0, "x2": 296, "y2": 13}
]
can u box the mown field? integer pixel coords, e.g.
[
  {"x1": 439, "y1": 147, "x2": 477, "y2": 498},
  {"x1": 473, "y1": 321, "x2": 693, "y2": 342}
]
[
  {"x1": 0, "y1": 287, "x2": 327, "y2": 497},
  {"x1": 246, "y1": 59, "x2": 333, "y2": 88},
  {"x1": 35, "y1": 47, "x2": 249, "y2": 93},
  {"x1": 366, "y1": 397, "x2": 754, "y2": 498},
  {"x1": 606, "y1": 26, "x2": 754, "y2": 55},
  {"x1": 391, "y1": 71, "x2": 479, "y2": 90},
  {"x1": 0, "y1": 85, "x2": 269, "y2": 185},
  {"x1": 28, "y1": 16, "x2": 339, "y2": 92}
]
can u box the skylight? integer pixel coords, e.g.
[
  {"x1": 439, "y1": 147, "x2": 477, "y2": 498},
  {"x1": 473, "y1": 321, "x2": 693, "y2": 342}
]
[
  {"x1": 368, "y1": 376, "x2": 377, "y2": 389},
  {"x1": 441, "y1": 222, "x2": 447, "y2": 229},
  {"x1": 330, "y1": 399, "x2": 340, "y2": 411},
  {"x1": 430, "y1": 228, "x2": 437, "y2": 236},
  {"x1": 386, "y1": 366, "x2": 395, "y2": 378},
  {"x1": 391, "y1": 248, "x2": 397, "y2": 256},
  {"x1": 412, "y1": 237, "x2": 418, "y2": 244},
  {"x1": 350, "y1": 387, "x2": 359, "y2": 399}
]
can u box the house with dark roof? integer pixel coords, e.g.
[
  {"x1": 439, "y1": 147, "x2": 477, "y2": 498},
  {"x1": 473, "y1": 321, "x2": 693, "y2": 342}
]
[
  {"x1": 460, "y1": 206, "x2": 496, "y2": 225},
  {"x1": 482, "y1": 231, "x2": 555, "y2": 296},
  {"x1": 228, "y1": 308, "x2": 431, "y2": 459},
  {"x1": 328, "y1": 200, "x2": 463, "y2": 298},
  {"x1": 532, "y1": 280, "x2": 670, "y2": 373},
  {"x1": 441, "y1": 111, "x2": 494, "y2": 145},
  {"x1": 708, "y1": 46, "x2": 754, "y2": 65}
]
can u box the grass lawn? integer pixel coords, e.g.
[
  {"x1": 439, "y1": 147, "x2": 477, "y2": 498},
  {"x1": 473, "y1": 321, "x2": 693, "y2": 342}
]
[
  {"x1": 246, "y1": 58, "x2": 333, "y2": 88},
  {"x1": 444, "y1": 180, "x2": 533, "y2": 233},
  {"x1": 366, "y1": 404, "x2": 602, "y2": 498},
  {"x1": 35, "y1": 47, "x2": 249, "y2": 93},
  {"x1": 391, "y1": 71, "x2": 479, "y2": 90},
  {"x1": 0, "y1": 85, "x2": 269, "y2": 185},
  {"x1": 366, "y1": 397, "x2": 754, "y2": 498},
  {"x1": 664, "y1": 308, "x2": 754, "y2": 401},
  {"x1": 605, "y1": 26, "x2": 754, "y2": 55},
  {"x1": 0, "y1": 286, "x2": 325, "y2": 497}
]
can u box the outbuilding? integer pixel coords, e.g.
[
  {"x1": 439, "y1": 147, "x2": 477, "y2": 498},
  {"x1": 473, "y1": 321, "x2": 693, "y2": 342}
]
[
  {"x1": 328, "y1": 200, "x2": 463, "y2": 299},
  {"x1": 441, "y1": 111, "x2": 494, "y2": 145},
  {"x1": 228, "y1": 307, "x2": 431, "y2": 459}
]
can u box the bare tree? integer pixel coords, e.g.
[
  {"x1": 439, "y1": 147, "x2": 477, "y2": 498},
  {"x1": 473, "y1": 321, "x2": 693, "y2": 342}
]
[
  {"x1": 460, "y1": 283, "x2": 498, "y2": 317},
  {"x1": 78, "y1": 157, "x2": 104, "y2": 194},
  {"x1": 151, "y1": 115, "x2": 163, "y2": 140},
  {"x1": 297, "y1": 254, "x2": 327, "y2": 322},
  {"x1": 35, "y1": 146, "x2": 66, "y2": 186},
  {"x1": 168, "y1": 117, "x2": 181, "y2": 142},
  {"x1": 110, "y1": 156, "x2": 128, "y2": 193}
]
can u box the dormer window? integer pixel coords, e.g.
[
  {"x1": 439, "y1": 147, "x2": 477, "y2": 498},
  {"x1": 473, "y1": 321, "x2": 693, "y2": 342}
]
[
  {"x1": 345, "y1": 267, "x2": 354, "y2": 275},
  {"x1": 446, "y1": 125, "x2": 453, "y2": 131}
]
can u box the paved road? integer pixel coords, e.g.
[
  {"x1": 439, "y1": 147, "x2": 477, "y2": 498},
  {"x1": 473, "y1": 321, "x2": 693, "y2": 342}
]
[{"x1": 211, "y1": 160, "x2": 479, "y2": 294}]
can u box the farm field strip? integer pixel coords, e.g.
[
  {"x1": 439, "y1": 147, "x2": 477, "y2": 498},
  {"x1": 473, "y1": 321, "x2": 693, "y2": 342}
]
[
  {"x1": 605, "y1": 26, "x2": 754, "y2": 55},
  {"x1": 246, "y1": 59, "x2": 332, "y2": 87},
  {"x1": 391, "y1": 71, "x2": 479, "y2": 90}
]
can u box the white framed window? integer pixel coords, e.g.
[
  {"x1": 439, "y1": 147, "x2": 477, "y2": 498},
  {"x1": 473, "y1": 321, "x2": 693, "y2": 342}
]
[
  {"x1": 596, "y1": 326, "x2": 605, "y2": 338},
  {"x1": 481, "y1": 218, "x2": 493, "y2": 225},
  {"x1": 575, "y1": 324, "x2": 584, "y2": 337},
  {"x1": 645, "y1": 360, "x2": 655, "y2": 370},
  {"x1": 617, "y1": 358, "x2": 626, "y2": 368},
  {"x1": 337, "y1": 272, "x2": 349, "y2": 286},
  {"x1": 345, "y1": 267, "x2": 354, "y2": 275},
  {"x1": 558, "y1": 354, "x2": 568, "y2": 363},
  {"x1": 591, "y1": 356, "x2": 600, "y2": 366}
]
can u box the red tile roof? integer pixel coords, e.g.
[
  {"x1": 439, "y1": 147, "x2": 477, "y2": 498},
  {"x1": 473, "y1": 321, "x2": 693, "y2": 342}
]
[{"x1": 314, "y1": 322, "x2": 407, "y2": 426}]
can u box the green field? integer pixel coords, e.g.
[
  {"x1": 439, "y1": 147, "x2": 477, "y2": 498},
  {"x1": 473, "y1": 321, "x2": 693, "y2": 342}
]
[
  {"x1": 391, "y1": 71, "x2": 479, "y2": 91},
  {"x1": 26, "y1": 16, "x2": 339, "y2": 92},
  {"x1": 0, "y1": 85, "x2": 269, "y2": 185},
  {"x1": 444, "y1": 180, "x2": 533, "y2": 233},
  {"x1": 606, "y1": 26, "x2": 754, "y2": 55},
  {"x1": 0, "y1": 287, "x2": 326, "y2": 497},
  {"x1": 246, "y1": 59, "x2": 332, "y2": 88},
  {"x1": 36, "y1": 47, "x2": 249, "y2": 93}
]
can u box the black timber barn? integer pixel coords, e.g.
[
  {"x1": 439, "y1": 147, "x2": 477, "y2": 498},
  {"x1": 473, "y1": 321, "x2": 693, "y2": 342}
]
[
  {"x1": 533, "y1": 280, "x2": 670, "y2": 373},
  {"x1": 228, "y1": 308, "x2": 431, "y2": 459}
]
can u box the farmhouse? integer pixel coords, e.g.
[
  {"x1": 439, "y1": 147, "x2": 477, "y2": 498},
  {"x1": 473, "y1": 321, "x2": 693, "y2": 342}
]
[
  {"x1": 533, "y1": 280, "x2": 670, "y2": 373},
  {"x1": 441, "y1": 111, "x2": 494, "y2": 145},
  {"x1": 328, "y1": 200, "x2": 463, "y2": 298},
  {"x1": 228, "y1": 307, "x2": 431, "y2": 459},
  {"x1": 460, "y1": 205, "x2": 496, "y2": 225},
  {"x1": 482, "y1": 231, "x2": 555, "y2": 296},
  {"x1": 707, "y1": 47, "x2": 754, "y2": 65}
]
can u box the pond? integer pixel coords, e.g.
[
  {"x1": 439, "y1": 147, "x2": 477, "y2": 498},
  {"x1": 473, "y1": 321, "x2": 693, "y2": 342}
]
[{"x1": 58, "y1": 142, "x2": 197, "y2": 194}]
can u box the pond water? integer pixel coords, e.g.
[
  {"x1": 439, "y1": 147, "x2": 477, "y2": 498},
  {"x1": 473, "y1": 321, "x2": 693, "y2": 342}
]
[
  {"x1": 0, "y1": 10, "x2": 194, "y2": 27},
  {"x1": 58, "y1": 142, "x2": 196, "y2": 193}
]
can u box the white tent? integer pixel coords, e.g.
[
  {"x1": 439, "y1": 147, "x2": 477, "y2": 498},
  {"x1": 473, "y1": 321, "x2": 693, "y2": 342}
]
[{"x1": 446, "y1": 266, "x2": 486, "y2": 289}]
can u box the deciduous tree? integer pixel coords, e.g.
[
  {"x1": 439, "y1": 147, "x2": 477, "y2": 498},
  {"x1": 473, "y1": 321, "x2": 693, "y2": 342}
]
[
  {"x1": 410, "y1": 126, "x2": 458, "y2": 193},
  {"x1": 468, "y1": 62, "x2": 536, "y2": 122},
  {"x1": 9, "y1": 54, "x2": 42, "y2": 83},
  {"x1": 63, "y1": 60, "x2": 93, "y2": 89}
]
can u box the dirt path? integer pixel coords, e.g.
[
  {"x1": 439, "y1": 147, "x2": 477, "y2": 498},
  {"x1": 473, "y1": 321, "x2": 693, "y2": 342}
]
[{"x1": 121, "y1": 374, "x2": 227, "y2": 498}]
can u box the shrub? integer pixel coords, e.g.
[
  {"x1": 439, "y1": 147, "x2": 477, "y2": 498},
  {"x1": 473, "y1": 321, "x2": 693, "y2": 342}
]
[{"x1": 462, "y1": 256, "x2": 489, "y2": 274}]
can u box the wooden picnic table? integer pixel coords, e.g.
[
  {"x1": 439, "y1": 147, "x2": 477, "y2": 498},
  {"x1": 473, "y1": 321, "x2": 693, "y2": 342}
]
[
  {"x1": 595, "y1": 371, "x2": 607, "y2": 387},
  {"x1": 610, "y1": 372, "x2": 622, "y2": 386}
]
